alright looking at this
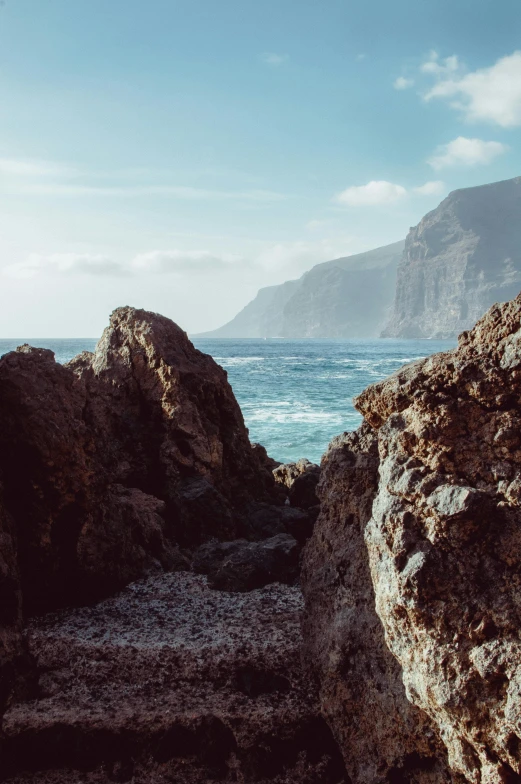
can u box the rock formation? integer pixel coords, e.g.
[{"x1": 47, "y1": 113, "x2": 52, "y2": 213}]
[
  {"x1": 303, "y1": 292, "x2": 521, "y2": 783},
  {"x1": 383, "y1": 176, "x2": 521, "y2": 338},
  {"x1": 0, "y1": 307, "x2": 278, "y2": 618},
  {"x1": 198, "y1": 241, "x2": 404, "y2": 338},
  {"x1": 0, "y1": 306, "x2": 335, "y2": 784}
]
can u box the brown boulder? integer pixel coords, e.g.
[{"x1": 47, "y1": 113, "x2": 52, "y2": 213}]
[
  {"x1": 303, "y1": 292, "x2": 521, "y2": 783},
  {"x1": 0, "y1": 307, "x2": 276, "y2": 615}
]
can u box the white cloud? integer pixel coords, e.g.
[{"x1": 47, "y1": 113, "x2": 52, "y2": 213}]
[
  {"x1": 3, "y1": 253, "x2": 125, "y2": 279},
  {"x1": 413, "y1": 180, "x2": 446, "y2": 195},
  {"x1": 427, "y1": 136, "x2": 508, "y2": 169},
  {"x1": 4, "y1": 182, "x2": 286, "y2": 202},
  {"x1": 0, "y1": 158, "x2": 77, "y2": 177},
  {"x1": 421, "y1": 51, "x2": 461, "y2": 77},
  {"x1": 394, "y1": 76, "x2": 414, "y2": 90},
  {"x1": 335, "y1": 181, "x2": 407, "y2": 207},
  {"x1": 261, "y1": 52, "x2": 289, "y2": 66},
  {"x1": 132, "y1": 250, "x2": 242, "y2": 274},
  {"x1": 424, "y1": 51, "x2": 521, "y2": 127},
  {"x1": 356, "y1": 53, "x2": 366, "y2": 61}
]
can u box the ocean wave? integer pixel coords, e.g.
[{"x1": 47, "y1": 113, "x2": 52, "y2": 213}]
[{"x1": 214, "y1": 356, "x2": 265, "y2": 365}]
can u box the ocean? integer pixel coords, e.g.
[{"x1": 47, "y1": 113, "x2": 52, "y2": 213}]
[{"x1": 0, "y1": 337, "x2": 455, "y2": 464}]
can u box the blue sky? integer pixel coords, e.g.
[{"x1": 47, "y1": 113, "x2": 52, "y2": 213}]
[{"x1": 1, "y1": 0, "x2": 521, "y2": 335}]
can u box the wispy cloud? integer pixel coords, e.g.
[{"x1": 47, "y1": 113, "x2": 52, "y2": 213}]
[
  {"x1": 5, "y1": 181, "x2": 286, "y2": 202},
  {"x1": 3, "y1": 253, "x2": 127, "y2": 279},
  {"x1": 261, "y1": 52, "x2": 289, "y2": 67},
  {"x1": 423, "y1": 51, "x2": 521, "y2": 127},
  {"x1": 334, "y1": 179, "x2": 447, "y2": 206},
  {"x1": 421, "y1": 50, "x2": 461, "y2": 78},
  {"x1": 413, "y1": 180, "x2": 446, "y2": 195},
  {"x1": 0, "y1": 158, "x2": 78, "y2": 177},
  {"x1": 132, "y1": 250, "x2": 242, "y2": 273},
  {"x1": 393, "y1": 76, "x2": 414, "y2": 90},
  {"x1": 427, "y1": 136, "x2": 508, "y2": 169},
  {"x1": 335, "y1": 181, "x2": 407, "y2": 207}
]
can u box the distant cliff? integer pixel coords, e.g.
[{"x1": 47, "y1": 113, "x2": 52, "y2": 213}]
[
  {"x1": 198, "y1": 241, "x2": 404, "y2": 338},
  {"x1": 383, "y1": 176, "x2": 521, "y2": 338}
]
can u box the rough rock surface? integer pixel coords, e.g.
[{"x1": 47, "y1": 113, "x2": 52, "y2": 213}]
[
  {"x1": 273, "y1": 459, "x2": 321, "y2": 510},
  {"x1": 0, "y1": 573, "x2": 348, "y2": 784},
  {"x1": 358, "y1": 294, "x2": 521, "y2": 782},
  {"x1": 301, "y1": 426, "x2": 454, "y2": 784},
  {"x1": 0, "y1": 307, "x2": 277, "y2": 616},
  {"x1": 304, "y1": 292, "x2": 521, "y2": 783},
  {"x1": 193, "y1": 534, "x2": 300, "y2": 592},
  {"x1": 382, "y1": 176, "x2": 521, "y2": 338}
]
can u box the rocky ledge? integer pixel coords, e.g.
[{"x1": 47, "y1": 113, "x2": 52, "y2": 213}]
[{"x1": 1, "y1": 572, "x2": 345, "y2": 783}]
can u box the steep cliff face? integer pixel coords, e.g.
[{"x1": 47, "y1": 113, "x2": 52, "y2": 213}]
[
  {"x1": 0, "y1": 307, "x2": 276, "y2": 616},
  {"x1": 199, "y1": 241, "x2": 404, "y2": 338},
  {"x1": 304, "y1": 292, "x2": 521, "y2": 783},
  {"x1": 383, "y1": 176, "x2": 521, "y2": 338}
]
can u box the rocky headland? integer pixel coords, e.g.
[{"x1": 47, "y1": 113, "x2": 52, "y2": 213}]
[
  {"x1": 2, "y1": 296, "x2": 521, "y2": 781},
  {"x1": 202, "y1": 175, "x2": 521, "y2": 341},
  {"x1": 383, "y1": 176, "x2": 521, "y2": 339}
]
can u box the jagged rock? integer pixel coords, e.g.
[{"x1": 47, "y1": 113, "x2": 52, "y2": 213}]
[
  {"x1": 273, "y1": 459, "x2": 321, "y2": 511},
  {"x1": 301, "y1": 426, "x2": 454, "y2": 784},
  {"x1": 71, "y1": 306, "x2": 275, "y2": 520},
  {"x1": 0, "y1": 573, "x2": 348, "y2": 783},
  {"x1": 356, "y1": 293, "x2": 521, "y2": 783},
  {"x1": 304, "y1": 292, "x2": 521, "y2": 783},
  {"x1": 245, "y1": 502, "x2": 314, "y2": 544},
  {"x1": 251, "y1": 442, "x2": 282, "y2": 471},
  {"x1": 193, "y1": 534, "x2": 300, "y2": 592},
  {"x1": 0, "y1": 307, "x2": 277, "y2": 615},
  {"x1": 382, "y1": 176, "x2": 521, "y2": 339}
]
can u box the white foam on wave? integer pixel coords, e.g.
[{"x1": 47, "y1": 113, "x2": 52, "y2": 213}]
[{"x1": 214, "y1": 356, "x2": 265, "y2": 366}]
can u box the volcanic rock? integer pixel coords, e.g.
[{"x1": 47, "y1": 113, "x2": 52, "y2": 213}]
[
  {"x1": 301, "y1": 426, "x2": 453, "y2": 783},
  {"x1": 273, "y1": 459, "x2": 321, "y2": 510},
  {"x1": 0, "y1": 572, "x2": 348, "y2": 784},
  {"x1": 0, "y1": 307, "x2": 277, "y2": 616},
  {"x1": 304, "y1": 292, "x2": 521, "y2": 783},
  {"x1": 245, "y1": 502, "x2": 313, "y2": 544},
  {"x1": 193, "y1": 534, "x2": 300, "y2": 592}
]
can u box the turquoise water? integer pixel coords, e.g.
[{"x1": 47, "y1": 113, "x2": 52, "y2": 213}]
[{"x1": 0, "y1": 337, "x2": 455, "y2": 464}]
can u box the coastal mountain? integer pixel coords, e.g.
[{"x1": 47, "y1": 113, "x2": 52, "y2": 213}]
[
  {"x1": 198, "y1": 241, "x2": 405, "y2": 338},
  {"x1": 202, "y1": 175, "x2": 521, "y2": 341},
  {"x1": 383, "y1": 176, "x2": 521, "y2": 338}
]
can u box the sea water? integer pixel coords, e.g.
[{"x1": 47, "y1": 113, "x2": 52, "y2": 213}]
[{"x1": 0, "y1": 337, "x2": 455, "y2": 464}]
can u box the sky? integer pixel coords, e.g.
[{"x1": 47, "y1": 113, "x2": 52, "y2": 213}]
[{"x1": 1, "y1": 0, "x2": 521, "y2": 337}]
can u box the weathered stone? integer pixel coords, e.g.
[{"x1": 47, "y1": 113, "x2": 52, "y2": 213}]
[
  {"x1": 0, "y1": 307, "x2": 277, "y2": 615},
  {"x1": 301, "y1": 425, "x2": 453, "y2": 783},
  {"x1": 273, "y1": 459, "x2": 321, "y2": 510},
  {"x1": 245, "y1": 502, "x2": 314, "y2": 544},
  {"x1": 0, "y1": 573, "x2": 348, "y2": 783},
  {"x1": 193, "y1": 534, "x2": 300, "y2": 592},
  {"x1": 358, "y1": 293, "x2": 521, "y2": 782}
]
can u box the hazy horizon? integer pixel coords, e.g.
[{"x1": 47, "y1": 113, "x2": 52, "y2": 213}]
[{"x1": 1, "y1": 0, "x2": 521, "y2": 337}]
